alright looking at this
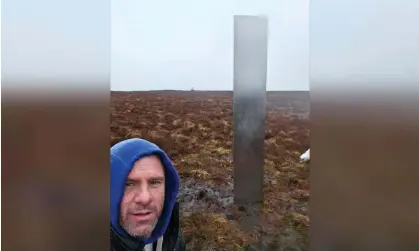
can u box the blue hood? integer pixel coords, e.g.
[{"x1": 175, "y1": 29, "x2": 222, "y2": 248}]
[{"x1": 110, "y1": 138, "x2": 180, "y2": 245}]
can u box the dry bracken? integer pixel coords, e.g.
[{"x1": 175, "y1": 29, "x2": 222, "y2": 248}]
[{"x1": 111, "y1": 91, "x2": 310, "y2": 251}]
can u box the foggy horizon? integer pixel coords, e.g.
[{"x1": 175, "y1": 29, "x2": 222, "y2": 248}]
[
  {"x1": 110, "y1": 89, "x2": 310, "y2": 92},
  {"x1": 4, "y1": 0, "x2": 415, "y2": 92},
  {"x1": 111, "y1": 0, "x2": 309, "y2": 92}
]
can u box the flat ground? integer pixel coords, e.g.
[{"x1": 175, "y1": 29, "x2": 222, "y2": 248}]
[{"x1": 111, "y1": 91, "x2": 310, "y2": 251}]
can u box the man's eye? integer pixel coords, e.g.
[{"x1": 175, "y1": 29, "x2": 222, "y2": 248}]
[
  {"x1": 125, "y1": 182, "x2": 134, "y2": 187},
  {"x1": 150, "y1": 180, "x2": 162, "y2": 185}
]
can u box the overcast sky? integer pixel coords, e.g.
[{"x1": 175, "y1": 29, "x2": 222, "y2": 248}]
[
  {"x1": 3, "y1": 0, "x2": 417, "y2": 92},
  {"x1": 111, "y1": 0, "x2": 309, "y2": 91}
]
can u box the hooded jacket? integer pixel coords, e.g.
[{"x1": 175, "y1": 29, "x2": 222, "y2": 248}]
[{"x1": 111, "y1": 138, "x2": 186, "y2": 251}]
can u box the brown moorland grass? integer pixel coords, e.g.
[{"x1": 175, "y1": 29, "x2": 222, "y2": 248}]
[{"x1": 111, "y1": 90, "x2": 310, "y2": 251}]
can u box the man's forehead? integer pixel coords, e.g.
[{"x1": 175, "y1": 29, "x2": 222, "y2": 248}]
[
  {"x1": 128, "y1": 155, "x2": 165, "y2": 178},
  {"x1": 136, "y1": 154, "x2": 163, "y2": 165}
]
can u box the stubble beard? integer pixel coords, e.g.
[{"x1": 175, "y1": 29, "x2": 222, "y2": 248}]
[
  {"x1": 121, "y1": 201, "x2": 164, "y2": 238},
  {"x1": 122, "y1": 217, "x2": 159, "y2": 238}
]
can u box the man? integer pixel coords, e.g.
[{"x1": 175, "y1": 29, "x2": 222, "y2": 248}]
[{"x1": 111, "y1": 138, "x2": 186, "y2": 251}]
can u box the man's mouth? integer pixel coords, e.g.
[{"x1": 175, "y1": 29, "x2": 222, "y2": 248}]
[{"x1": 131, "y1": 211, "x2": 153, "y2": 221}]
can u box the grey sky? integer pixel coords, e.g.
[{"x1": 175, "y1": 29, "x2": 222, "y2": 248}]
[
  {"x1": 2, "y1": 0, "x2": 109, "y2": 88},
  {"x1": 111, "y1": 0, "x2": 309, "y2": 91},
  {"x1": 311, "y1": 0, "x2": 419, "y2": 91},
  {"x1": 3, "y1": 0, "x2": 416, "y2": 92},
  {"x1": 2, "y1": 0, "x2": 308, "y2": 91}
]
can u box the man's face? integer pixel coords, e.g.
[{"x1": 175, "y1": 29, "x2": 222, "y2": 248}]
[{"x1": 120, "y1": 155, "x2": 165, "y2": 238}]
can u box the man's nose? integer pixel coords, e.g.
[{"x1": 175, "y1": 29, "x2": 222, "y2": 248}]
[{"x1": 133, "y1": 187, "x2": 152, "y2": 205}]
